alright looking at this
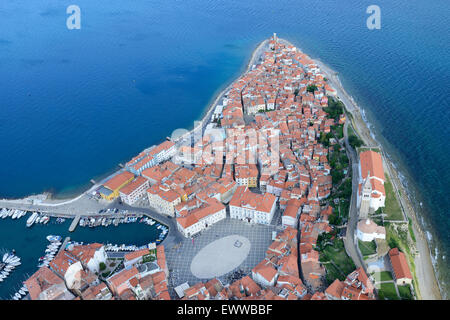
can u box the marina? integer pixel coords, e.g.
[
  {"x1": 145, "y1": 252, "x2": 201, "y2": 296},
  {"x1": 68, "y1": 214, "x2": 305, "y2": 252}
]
[
  {"x1": 36, "y1": 235, "x2": 63, "y2": 268},
  {"x1": 0, "y1": 250, "x2": 21, "y2": 284},
  {"x1": 0, "y1": 209, "x2": 27, "y2": 221},
  {"x1": 0, "y1": 210, "x2": 168, "y2": 299}
]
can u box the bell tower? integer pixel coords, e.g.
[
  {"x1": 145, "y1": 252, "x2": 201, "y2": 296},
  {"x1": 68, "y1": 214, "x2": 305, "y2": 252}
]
[{"x1": 359, "y1": 172, "x2": 372, "y2": 219}]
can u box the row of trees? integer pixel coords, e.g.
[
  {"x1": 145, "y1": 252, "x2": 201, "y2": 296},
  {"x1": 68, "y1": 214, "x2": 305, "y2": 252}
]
[{"x1": 324, "y1": 96, "x2": 344, "y2": 120}]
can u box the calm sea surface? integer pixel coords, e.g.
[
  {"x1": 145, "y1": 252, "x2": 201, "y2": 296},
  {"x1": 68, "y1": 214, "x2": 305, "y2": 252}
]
[{"x1": 0, "y1": 0, "x2": 449, "y2": 297}]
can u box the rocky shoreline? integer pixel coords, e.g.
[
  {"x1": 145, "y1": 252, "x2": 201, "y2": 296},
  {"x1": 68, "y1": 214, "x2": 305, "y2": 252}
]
[{"x1": 309, "y1": 51, "x2": 442, "y2": 300}]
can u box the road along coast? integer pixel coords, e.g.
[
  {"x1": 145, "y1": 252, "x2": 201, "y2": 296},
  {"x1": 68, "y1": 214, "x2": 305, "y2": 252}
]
[
  {"x1": 304, "y1": 47, "x2": 441, "y2": 300},
  {"x1": 0, "y1": 36, "x2": 442, "y2": 300}
]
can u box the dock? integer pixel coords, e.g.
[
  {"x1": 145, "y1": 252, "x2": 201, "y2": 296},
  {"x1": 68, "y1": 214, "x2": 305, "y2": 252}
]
[
  {"x1": 68, "y1": 215, "x2": 81, "y2": 232},
  {"x1": 59, "y1": 237, "x2": 70, "y2": 254}
]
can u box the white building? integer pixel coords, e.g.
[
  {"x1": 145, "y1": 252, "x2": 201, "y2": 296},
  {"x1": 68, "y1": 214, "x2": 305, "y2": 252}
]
[
  {"x1": 281, "y1": 199, "x2": 301, "y2": 228},
  {"x1": 147, "y1": 184, "x2": 181, "y2": 217},
  {"x1": 151, "y1": 140, "x2": 176, "y2": 164},
  {"x1": 357, "y1": 151, "x2": 386, "y2": 218},
  {"x1": 252, "y1": 263, "x2": 278, "y2": 287},
  {"x1": 67, "y1": 243, "x2": 108, "y2": 274},
  {"x1": 356, "y1": 219, "x2": 386, "y2": 242},
  {"x1": 119, "y1": 176, "x2": 150, "y2": 205},
  {"x1": 176, "y1": 198, "x2": 226, "y2": 238},
  {"x1": 229, "y1": 186, "x2": 277, "y2": 225},
  {"x1": 64, "y1": 261, "x2": 84, "y2": 290}
]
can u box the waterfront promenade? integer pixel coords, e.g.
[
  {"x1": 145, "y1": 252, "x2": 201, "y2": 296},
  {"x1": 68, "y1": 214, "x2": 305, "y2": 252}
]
[{"x1": 0, "y1": 36, "x2": 442, "y2": 300}]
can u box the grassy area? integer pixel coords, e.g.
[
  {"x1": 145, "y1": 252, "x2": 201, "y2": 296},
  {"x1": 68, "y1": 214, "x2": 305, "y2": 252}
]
[
  {"x1": 373, "y1": 271, "x2": 393, "y2": 282},
  {"x1": 328, "y1": 145, "x2": 349, "y2": 185},
  {"x1": 320, "y1": 239, "x2": 356, "y2": 282},
  {"x1": 358, "y1": 147, "x2": 380, "y2": 153},
  {"x1": 398, "y1": 285, "x2": 413, "y2": 300},
  {"x1": 358, "y1": 239, "x2": 377, "y2": 256},
  {"x1": 142, "y1": 254, "x2": 156, "y2": 263},
  {"x1": 335, "y1": 124, "x2": 344, "y2": 139},
  {"x1": 384, "y1": 222, "x2": 420, "y2": 297},
  {"x1": 385, "y1": 223, "x2": 410, "y2": 255},
  {"x1": 323, "y1": 262, "x2": 344, "y2": 285},
  {"x1": 377, "y1": 282, "x2": 399, "y2": 300},
  {"x1": 383, "y1": 175, "x2": 404, "y2": 221},
  {"x1": 408, "y1": 218, "x2": 417, "y2": 242},
  {"x1": 347, "y1": 124, "x2": 364, "y2": 148}
]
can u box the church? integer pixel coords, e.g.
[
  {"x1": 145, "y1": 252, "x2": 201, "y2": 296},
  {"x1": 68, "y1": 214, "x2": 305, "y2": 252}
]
[{"x1": 357, "y1": 150, "x2": 386, "y2": 218}]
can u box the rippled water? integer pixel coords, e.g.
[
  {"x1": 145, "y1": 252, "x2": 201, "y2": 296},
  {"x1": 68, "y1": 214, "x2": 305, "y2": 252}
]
[{"x1": 0, "y1": 0, "x2": 449, "y2": 297}]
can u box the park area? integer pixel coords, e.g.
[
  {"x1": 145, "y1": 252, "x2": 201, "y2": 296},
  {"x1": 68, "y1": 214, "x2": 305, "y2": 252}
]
[
  {"x1": 358, "y1": 239, "x2": 377, "y2": 257},
  {"x1": 319, "y1": 239, "x2": 356, "y2": 284}
]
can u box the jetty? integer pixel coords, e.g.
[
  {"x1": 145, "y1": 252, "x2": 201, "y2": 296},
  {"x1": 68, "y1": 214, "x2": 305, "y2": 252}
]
[
  {"x1": 68, "y1": 215, "x2": 81, "y2": 232},
  {"x1": 59, "y1": 237, "x2": 70, "y2": 254}
]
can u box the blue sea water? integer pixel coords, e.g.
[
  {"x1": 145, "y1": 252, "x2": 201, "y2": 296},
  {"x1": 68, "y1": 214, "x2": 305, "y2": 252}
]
[{"x1": 0, "y1": 0, "x2": 449, "y2": 297}]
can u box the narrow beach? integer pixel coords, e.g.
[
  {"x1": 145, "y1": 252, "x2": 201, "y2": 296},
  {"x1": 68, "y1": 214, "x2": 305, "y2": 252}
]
[
  {"x1": 0, "y1": 37, "x2": 442, "y2": 300},
  {"x1": 311, "y1": 54, "x2": 442, "y2": 300}
]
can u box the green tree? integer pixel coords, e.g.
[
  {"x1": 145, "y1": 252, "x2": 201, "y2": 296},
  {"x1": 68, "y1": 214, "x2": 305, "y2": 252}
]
[
  {"x1": 307, "y1": 84, "x2": 318, "y2": 93},
  {"x1": 349, "y1": 135, "x2": 363, "y2": 148}
]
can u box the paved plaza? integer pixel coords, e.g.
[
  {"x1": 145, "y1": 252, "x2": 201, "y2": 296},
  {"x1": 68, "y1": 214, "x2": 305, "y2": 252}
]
[
  {"x1": 165, "y1": 216, "x2": 279, "y2": 298},
  {"x1": 190, "y1": 235, "x2": 251, "y2": 278}
]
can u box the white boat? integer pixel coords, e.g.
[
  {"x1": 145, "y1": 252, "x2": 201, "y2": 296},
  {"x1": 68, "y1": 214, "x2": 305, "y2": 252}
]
[
  {"x1": 47, "y1": 235, "x2": 62, "y2": 242},
  {"x1": 9, "y1": 256, "x2": 20, "y2": 263},
  {"x1": 11, "y1": 210, "x2": 18, "y2": 219},
  {"x1": 4, "y1": 255, "x2": 14, "y2": 264},
  {"x1": 2, "y1": 253, "x2": 8, "y2": 262},
  {"x1": 8, "y1": 210, "x2": 14, "y2": 217},
  {"x1": 26, "y1": 212, "x2": 39, "y2": 227}
]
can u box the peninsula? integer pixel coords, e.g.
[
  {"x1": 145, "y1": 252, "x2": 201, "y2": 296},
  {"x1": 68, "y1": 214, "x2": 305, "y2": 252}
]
[{"x1": 0, "y1": 34, "x2": 441, "y2": 301}]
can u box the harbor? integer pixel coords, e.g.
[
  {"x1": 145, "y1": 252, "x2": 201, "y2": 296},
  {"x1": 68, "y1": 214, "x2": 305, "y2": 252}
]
[{"x1": 0, "y1": 209, "x2": 168, "y2": 299}]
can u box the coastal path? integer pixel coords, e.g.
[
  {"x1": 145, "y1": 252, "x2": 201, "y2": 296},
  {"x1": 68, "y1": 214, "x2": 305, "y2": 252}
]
[{"x1": 342, "y1": 120, "x2": 366, "y2": 272}]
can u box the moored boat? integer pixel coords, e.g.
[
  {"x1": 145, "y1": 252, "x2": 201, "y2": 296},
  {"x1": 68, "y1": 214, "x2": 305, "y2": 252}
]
[{"x1": 26, "y1": 212, "x2": 39, "y2": 227}]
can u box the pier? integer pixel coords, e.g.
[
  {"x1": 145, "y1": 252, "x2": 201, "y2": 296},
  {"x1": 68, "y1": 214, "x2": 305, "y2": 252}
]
[
  {"x1": 68, "y1": 215, "x2": 81, "y2": 232},
  {"x1": 59, "y1": 237, "x2": 70, "y2": 254}
]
